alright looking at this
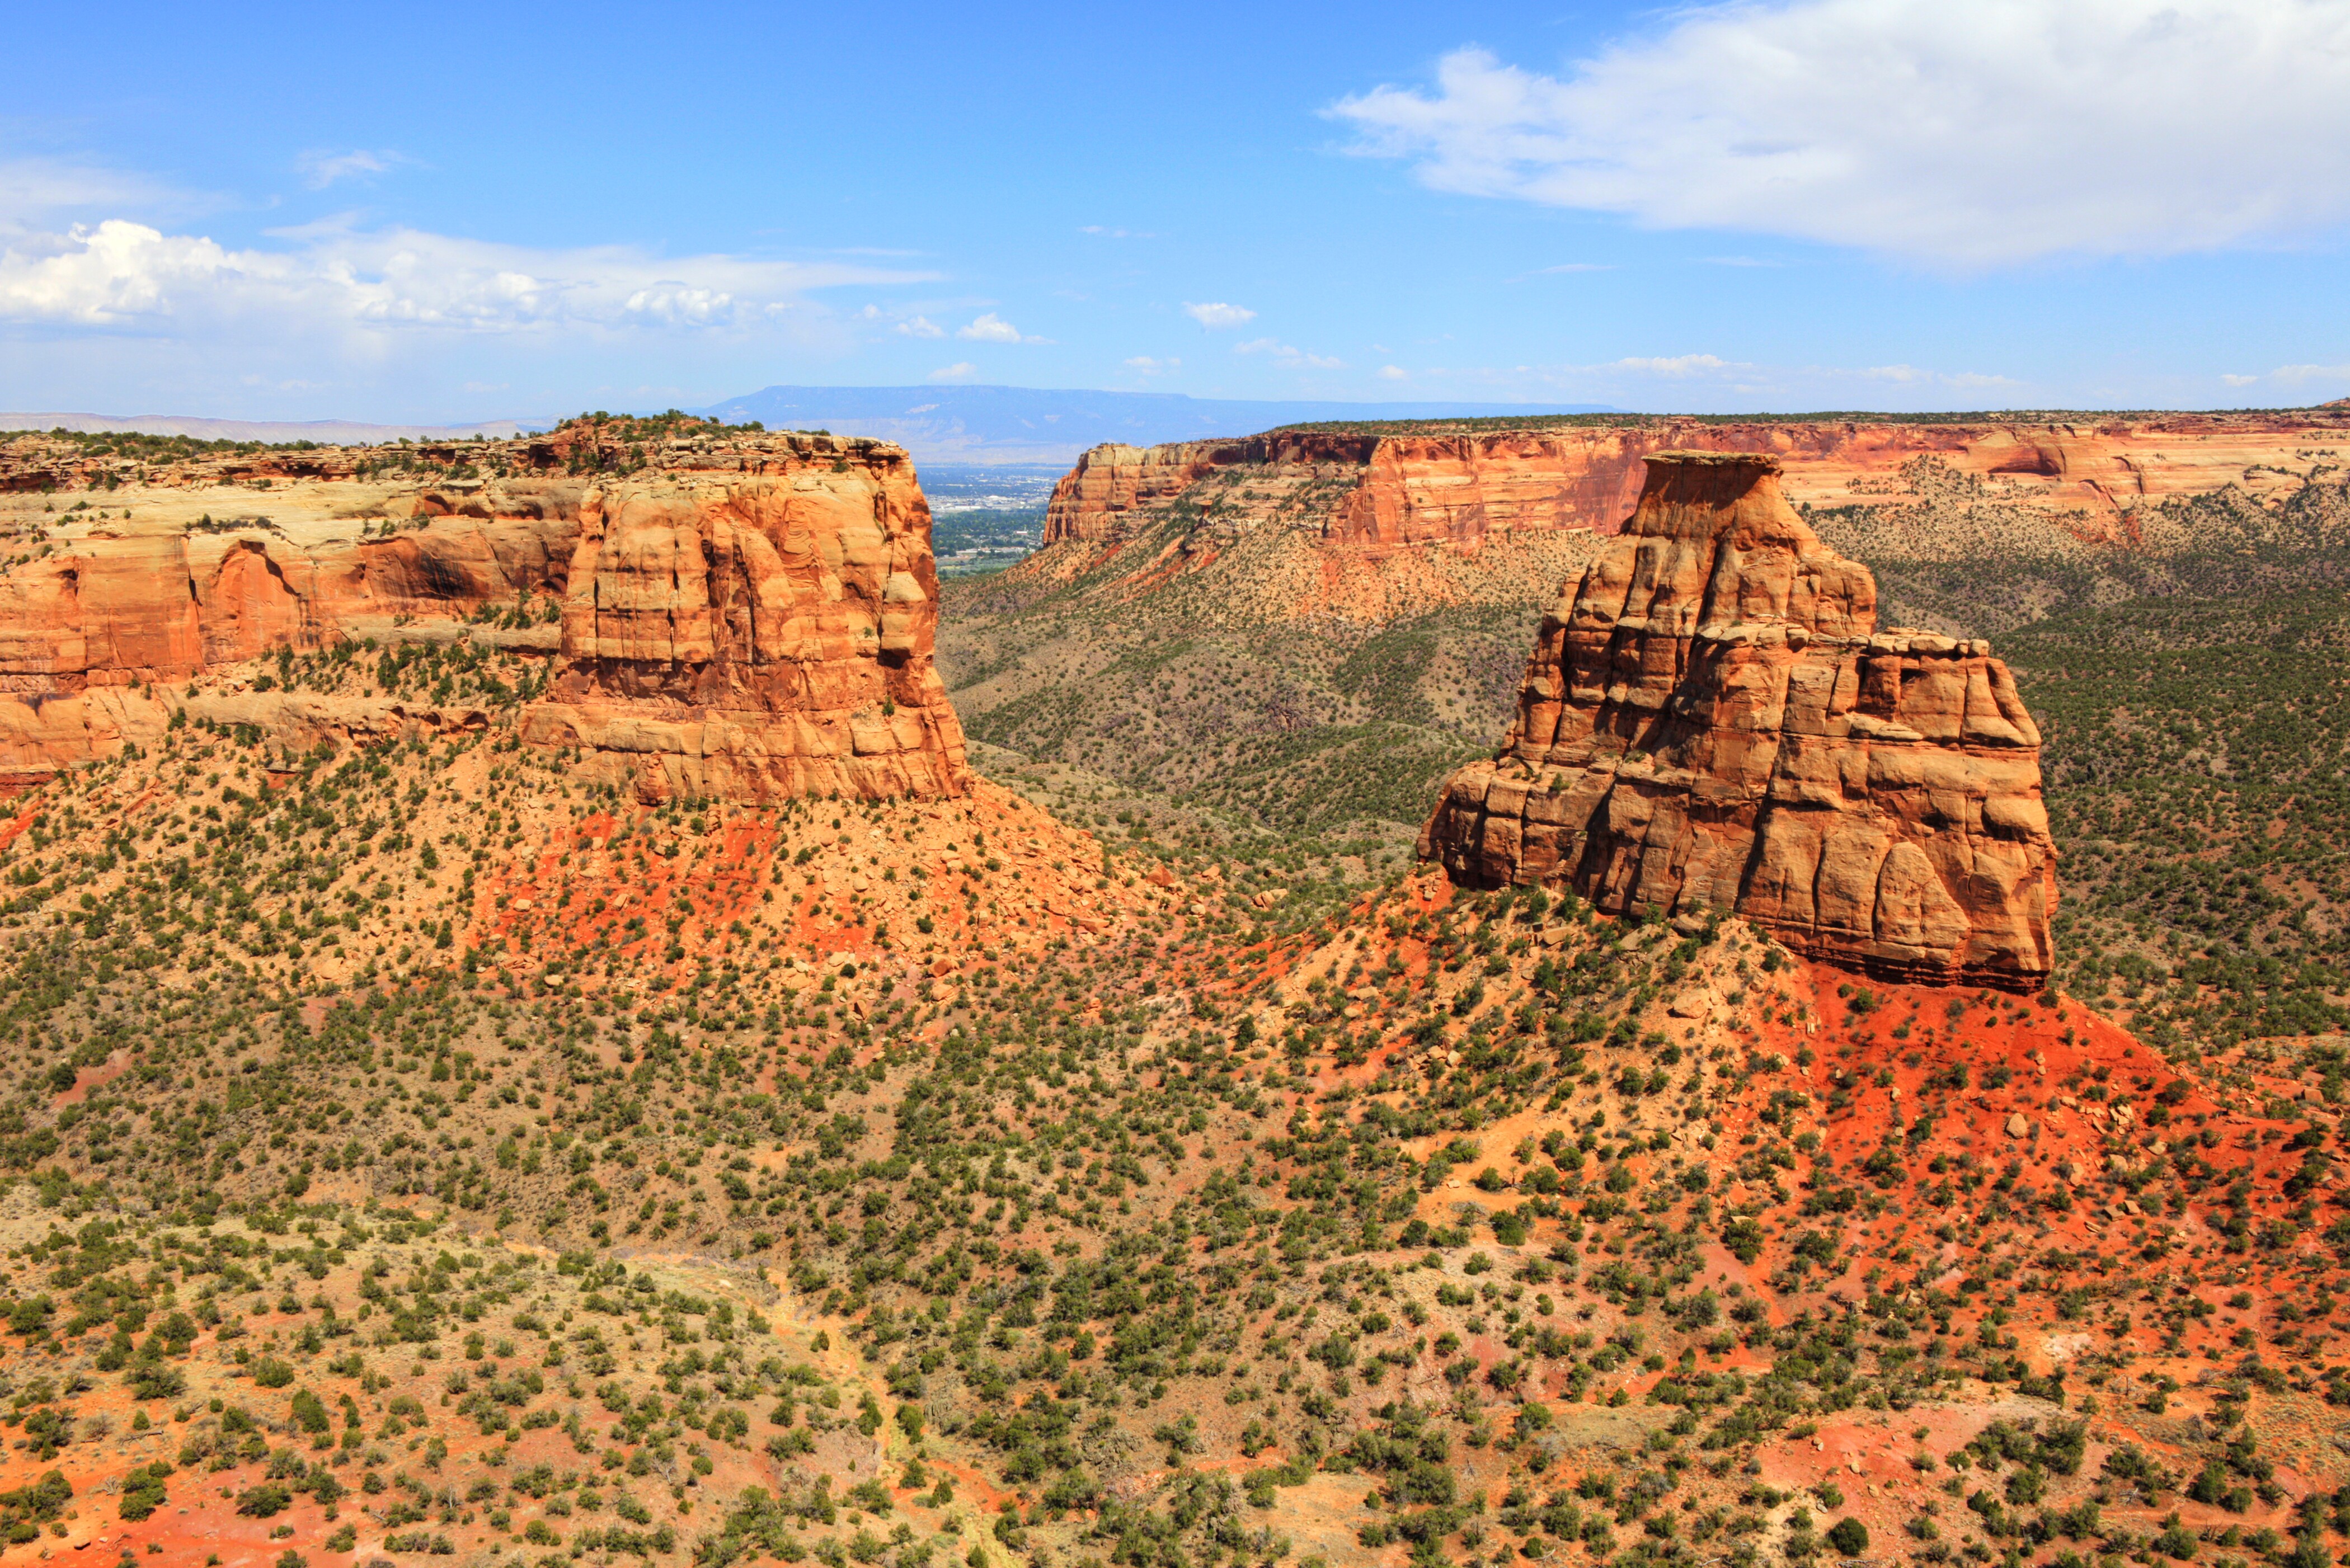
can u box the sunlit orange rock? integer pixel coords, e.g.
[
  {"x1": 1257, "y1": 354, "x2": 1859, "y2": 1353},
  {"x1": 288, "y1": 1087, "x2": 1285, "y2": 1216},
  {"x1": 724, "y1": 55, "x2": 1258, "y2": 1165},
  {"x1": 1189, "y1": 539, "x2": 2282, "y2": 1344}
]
[
  {"x1": 0, "y1": 424, "x2": 968, "y2": 801},
  {"x1": 1418, "y1": 451, "x2": 2058, "y2": 988}
]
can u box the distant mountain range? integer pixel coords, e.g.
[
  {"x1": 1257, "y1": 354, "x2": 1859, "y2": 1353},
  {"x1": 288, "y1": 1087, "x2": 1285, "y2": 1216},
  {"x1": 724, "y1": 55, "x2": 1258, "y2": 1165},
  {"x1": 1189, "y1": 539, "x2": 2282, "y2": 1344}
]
[
  {"x1": 0, "y1": 411, "x2": 535, "y2": 444},
  {"x1": 0, "y1": 387, "x2": 1619, "y2": 465},
  {"x1": 697, "y1": 385, "x2": 1617, "y2": 464}
]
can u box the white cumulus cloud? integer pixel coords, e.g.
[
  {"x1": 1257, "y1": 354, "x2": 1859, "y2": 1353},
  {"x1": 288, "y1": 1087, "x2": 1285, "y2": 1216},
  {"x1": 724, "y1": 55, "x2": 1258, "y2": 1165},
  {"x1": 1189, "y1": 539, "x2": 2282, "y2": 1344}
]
[
  {"x1": 0, "y1": 216, "x2": 933, "y2": 335},
  {"x1": 1377, "y1": 365, "x2": 1408, "y2": 380},
  {"x1": 956, "y1": 312, "x2": 1032, "y2": 342},
  {"x1": 1329, "y1": 1, "x2": 2350, "y2": 266},
  {"x1": 928, "y1": 361, "x2": 977, "y2": 381},
  {"x1": 1183, "y1": 301, "x2": 1256, "y2": 328},
  {"x1": 893, "y1": 314, "x2": 944, "y2": 338}
]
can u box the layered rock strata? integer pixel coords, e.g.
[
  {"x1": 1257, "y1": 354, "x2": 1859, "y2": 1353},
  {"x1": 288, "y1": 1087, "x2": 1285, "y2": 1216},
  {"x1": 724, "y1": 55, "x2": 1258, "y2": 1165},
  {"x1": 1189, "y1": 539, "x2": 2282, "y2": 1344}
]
[
  {"x1": 0, "y1": 425, "x2": 967, "y2": 800},
  {"x1": 1418, "y1": 451, "x2": 2057, "y2": 988},
  {"x1": 1038, "y1": 410, "x2": 2350, "y2": 557},
  {"x1": 1041, "y1": 431, "x2": 1616, "y2": 552},
  {"x1": 523, "y1": 469, "x2": 965, "y2": 801}
]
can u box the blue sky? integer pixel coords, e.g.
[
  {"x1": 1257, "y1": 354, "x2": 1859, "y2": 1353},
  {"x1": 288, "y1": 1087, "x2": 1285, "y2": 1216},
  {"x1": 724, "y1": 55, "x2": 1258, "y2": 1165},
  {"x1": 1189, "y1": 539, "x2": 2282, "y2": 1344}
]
[{"x1": 4, "y1": 0, "x2": 2348, "y2": 421}]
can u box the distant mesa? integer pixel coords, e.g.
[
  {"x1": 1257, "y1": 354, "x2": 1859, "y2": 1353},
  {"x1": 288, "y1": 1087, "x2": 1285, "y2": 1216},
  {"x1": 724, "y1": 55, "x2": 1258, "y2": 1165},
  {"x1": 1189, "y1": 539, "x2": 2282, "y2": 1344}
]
[
  {"x1": 0, "y1": 411, "x2": 538, "y2": 445},
  {"x1": 5, "y1": 390, "x2": 1629, "y2": 469},
  {"x1": 1033, "y1": 406, "x2": 2350, "y2": 568},
  {"x1": 697, "y1": 385, "x2": 1618, "y2": 466},
  {"x1": 1040, "y1": 429, "x2": 1657, "y2": 557},
  {"x1": 1418, "y1": 450, "x2": 2060, "y2": 990}
]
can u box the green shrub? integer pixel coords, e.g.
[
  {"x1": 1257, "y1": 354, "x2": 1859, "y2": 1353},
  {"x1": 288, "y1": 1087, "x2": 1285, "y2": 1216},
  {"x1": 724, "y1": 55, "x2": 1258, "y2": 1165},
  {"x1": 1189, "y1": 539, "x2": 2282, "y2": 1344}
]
[{"x1": 118, "y1": 1462, "x2": 170, "y2": 1522}]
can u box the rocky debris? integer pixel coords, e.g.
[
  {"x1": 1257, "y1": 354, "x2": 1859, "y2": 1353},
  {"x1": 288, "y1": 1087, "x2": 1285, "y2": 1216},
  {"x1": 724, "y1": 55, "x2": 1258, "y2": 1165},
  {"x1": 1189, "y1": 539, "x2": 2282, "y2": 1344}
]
[
  {"x1": 1419, "y1": 450, "x2": 2058, "y2": 989},
  {"x1": 0, "y1": 422, "x2": 968, "y2": 801}
]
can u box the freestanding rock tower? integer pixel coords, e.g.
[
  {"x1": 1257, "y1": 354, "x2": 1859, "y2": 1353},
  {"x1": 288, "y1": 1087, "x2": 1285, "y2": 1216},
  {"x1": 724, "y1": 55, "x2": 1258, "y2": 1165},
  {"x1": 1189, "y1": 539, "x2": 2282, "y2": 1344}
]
[{"x1": 1418, "y1": 450, "x2": 2058, "y2": 988}]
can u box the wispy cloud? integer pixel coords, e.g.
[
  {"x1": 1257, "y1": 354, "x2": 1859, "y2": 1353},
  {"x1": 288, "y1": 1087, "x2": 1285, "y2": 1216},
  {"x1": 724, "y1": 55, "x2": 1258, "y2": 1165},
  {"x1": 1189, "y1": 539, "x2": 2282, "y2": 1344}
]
[
  {"x1": 1235, "y1": 337, "x2": 1343, "y2": 370},
  {"x1": 927, "y1": 361, "x2": 977, "y2": 382},
  {"x1": 1122, "y1": 355, "x2": 1180, "y2": 376},
  {"x1": 0, "y1": 156, "x2": 187, "y2": 227},
  {"x1": 296, "y1": 149, "x2": 411, "y2": 190},
  {"x1": 1329, "y1": 2, "x2": 2350, "y2": 266},
  {"x1": 1377, "y1": 365, "x2": 1408, "y2": 380},
  {"x1": 893, "y1": 314, "x2": 944, "y2": 338},
  {"x1": 1081, "y1": 225, "x2": 1157, "y2": 239},
  {"x1": 2219, "y1": 364, "x2": 2350, "y2": 391},
  {"x1": 1183, "y1": 301, "x2": 1256, "y2": 329},
  {"x1": 1398, "y1": 352, "x2": 2029, "y2": 406},
  {"x1": 1609, "y1": 354, "x2": 1732, "y2": 377}
]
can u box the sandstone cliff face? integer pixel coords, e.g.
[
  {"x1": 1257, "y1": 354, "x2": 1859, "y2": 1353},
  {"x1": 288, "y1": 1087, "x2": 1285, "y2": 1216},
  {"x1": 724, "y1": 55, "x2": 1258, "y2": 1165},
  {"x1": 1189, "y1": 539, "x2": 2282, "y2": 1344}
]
[
  {"x1": 1037, "y1": 411, "x2": 2350, "y2": 561},
  {"x1": 0, "y1": 423, "x2": 967, "y2": 801},
  {"x1": 525, "y1": 465, "x2": 964, "y2": 802},
  {"x1": 1039, "y1": 430, "x2": 1607, "y2": 553},
  {"x1": 1041, "y1": 442, "x2": 1228, "y2": 547},
  {"x1": 1418, "y1": 451, "x2": 2058, "y2": 988},
  {"x1": 1006, "y1": 409, "x2": 2350, "y2": 632}
]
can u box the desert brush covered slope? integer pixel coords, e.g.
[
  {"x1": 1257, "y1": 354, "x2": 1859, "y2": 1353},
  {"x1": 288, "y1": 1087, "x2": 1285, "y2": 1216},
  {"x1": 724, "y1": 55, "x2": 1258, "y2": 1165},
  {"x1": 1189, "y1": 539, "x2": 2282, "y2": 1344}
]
[
  {"x1": 0, "y1": 418, "x2": 2338, "y2": 1568},
  {"x1": 941, "y1": 412, "x2": 2350, "y2": 1062}
]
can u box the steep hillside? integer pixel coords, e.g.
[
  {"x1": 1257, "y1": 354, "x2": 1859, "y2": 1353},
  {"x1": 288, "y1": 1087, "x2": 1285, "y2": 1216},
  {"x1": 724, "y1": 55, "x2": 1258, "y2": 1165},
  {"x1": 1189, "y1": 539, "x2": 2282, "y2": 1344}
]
[
  {"x1": 0, "y1": 415, "x2": 2342, "y2": 1568},
  {"x1": 0, "y1": 736, "x2": 2346, "y2": 1568},
  {"x1": 1818, "y1": 465, "x2": 2350, "y2": 1048}
]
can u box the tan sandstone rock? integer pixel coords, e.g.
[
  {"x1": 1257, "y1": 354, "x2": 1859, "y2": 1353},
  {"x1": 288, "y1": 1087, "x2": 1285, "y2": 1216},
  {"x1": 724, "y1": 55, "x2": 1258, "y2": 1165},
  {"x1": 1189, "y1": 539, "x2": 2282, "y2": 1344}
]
[
  {"x1": 0, "y1": 422, "x2": 967, "y2": 802},
  {"x1": 1417, "y1": 450, "x2": 2058, "y2": 990},
  {"x1": 1036, "y1": 409, "x2": 2350, "y2": 558}
]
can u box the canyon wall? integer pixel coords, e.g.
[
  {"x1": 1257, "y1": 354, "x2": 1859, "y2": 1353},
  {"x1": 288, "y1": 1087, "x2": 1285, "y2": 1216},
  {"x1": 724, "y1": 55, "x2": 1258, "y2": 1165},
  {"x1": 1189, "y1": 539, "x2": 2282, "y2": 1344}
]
[
  {"x1": 1040, "y1": 411, "x2": 2350, "y2": 558},
  {"x1": 1418, "y1": 451, "x2": 2058, "y2": 989},
  {"x1": 0, "y1": 424, "x2": 968, "y2": 800},
  {"x1": 1040, "y1": 430, "x2": 1605, "y2": 552}
]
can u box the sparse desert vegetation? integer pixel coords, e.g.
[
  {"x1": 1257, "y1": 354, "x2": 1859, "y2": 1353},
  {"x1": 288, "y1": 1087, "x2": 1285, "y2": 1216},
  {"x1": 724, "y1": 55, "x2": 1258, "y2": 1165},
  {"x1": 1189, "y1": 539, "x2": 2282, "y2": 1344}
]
[{"x1": 0, "y1": 415, "x2": 2338, "y2": 1568}]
